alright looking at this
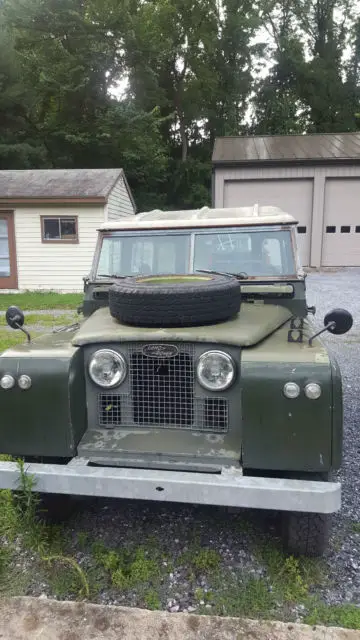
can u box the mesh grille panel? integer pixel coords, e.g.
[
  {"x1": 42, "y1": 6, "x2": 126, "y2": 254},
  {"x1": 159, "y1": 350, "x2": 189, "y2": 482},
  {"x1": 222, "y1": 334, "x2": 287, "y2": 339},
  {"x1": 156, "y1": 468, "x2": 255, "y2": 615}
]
[
  {"x1": 130, "y1": 347, "x2": 194, "y2": 427},
  {"x1": 97, "y1": 343, "x2": 229, "y2": 433},
  {"x1": 98, "y1": 394, "x2": 121, "y2": 427},
  {"x1": 98, "y1": 394, "x2": 228, "y2": 432}
]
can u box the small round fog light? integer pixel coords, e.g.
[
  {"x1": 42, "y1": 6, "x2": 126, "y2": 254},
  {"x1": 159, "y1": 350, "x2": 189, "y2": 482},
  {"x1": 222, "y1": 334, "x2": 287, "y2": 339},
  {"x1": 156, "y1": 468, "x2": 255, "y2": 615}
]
[
  {"x1": 0, "y1": 374, "x2": 15, "y2": 390},
  {"x1": 283, "y1": 382, "x2": 300, "y2": 399},
  {"x1": 305, "y1": 382, "x2": 321, "y2": 400},
  {"x1": 18, "y1": 375, "x2": 32, "y2": 390}
]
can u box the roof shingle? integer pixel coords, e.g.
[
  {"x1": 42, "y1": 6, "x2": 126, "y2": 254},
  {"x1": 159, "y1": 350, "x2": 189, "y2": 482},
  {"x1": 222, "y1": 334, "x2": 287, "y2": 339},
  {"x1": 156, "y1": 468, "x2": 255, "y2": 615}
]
[{"x1": 0, "y1": 169, "x2": 123, "y2": 200}]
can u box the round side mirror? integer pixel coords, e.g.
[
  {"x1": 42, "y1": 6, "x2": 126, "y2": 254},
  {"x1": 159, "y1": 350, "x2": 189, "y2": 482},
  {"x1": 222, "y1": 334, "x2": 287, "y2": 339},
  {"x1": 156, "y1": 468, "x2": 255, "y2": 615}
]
[
  {"x1": 6, "y1": 305, "x2": 25, "y2": 330},
  {"x1": 324, "y1": 308, "x2": 353, "y2": 335}
]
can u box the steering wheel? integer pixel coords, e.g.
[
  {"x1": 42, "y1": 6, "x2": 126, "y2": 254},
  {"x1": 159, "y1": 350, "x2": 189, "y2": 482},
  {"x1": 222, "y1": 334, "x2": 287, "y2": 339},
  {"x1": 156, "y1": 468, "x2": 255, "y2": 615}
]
[{"x1": 240, "y1": 260, "x2": 280, "y2": 276}]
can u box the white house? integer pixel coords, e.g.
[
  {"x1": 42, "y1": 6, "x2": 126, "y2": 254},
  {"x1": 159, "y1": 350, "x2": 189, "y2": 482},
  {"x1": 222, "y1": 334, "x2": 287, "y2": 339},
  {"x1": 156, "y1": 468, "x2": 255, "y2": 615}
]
[{"x1": 0, "y1": 168, "x2": 136, "y2": 292}]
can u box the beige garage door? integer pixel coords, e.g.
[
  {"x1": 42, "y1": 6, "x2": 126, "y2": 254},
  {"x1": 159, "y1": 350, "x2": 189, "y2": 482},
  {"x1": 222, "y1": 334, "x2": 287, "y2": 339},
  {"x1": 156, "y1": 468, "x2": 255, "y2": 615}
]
[
  {"x1": 322, "y1": 178, "x2": 360, "y2": 267},
  {"x1": 223, "y1": 179, "x2": 313, "y2": 266}
]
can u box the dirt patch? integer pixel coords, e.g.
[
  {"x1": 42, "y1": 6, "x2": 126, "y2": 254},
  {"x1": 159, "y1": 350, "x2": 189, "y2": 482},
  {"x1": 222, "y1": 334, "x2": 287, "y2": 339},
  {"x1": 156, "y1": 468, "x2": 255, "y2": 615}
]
[{"x1": 0, "y1": 597, "x2": 359, "y2": 640}]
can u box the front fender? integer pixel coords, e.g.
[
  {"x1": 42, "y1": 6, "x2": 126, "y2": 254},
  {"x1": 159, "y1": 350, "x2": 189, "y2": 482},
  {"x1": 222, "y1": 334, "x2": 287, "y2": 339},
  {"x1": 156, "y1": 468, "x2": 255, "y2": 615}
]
[{"x1": 0, "y1": 334, "x2": 86, "y2": 458}]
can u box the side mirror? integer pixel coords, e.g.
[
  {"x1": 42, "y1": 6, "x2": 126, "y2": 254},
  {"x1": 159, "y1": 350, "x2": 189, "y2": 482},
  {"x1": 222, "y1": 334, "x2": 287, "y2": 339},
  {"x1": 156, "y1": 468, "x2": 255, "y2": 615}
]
[
  {"x1": 324, "y1": 308, "x2": 353, "y2": 335},
  {"x1": 309, "y1": 307, "x2": 353, "y2": 346},
  {"x1": 5, "y1": 305, "x2": 25, "y2": 330}
]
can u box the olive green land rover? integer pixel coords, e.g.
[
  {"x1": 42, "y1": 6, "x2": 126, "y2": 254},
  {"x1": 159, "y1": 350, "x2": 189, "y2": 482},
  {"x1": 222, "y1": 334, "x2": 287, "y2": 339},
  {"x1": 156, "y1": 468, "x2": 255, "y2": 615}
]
[{"x1": 0, "y1": 205, "x2": 353, "y2": 556}]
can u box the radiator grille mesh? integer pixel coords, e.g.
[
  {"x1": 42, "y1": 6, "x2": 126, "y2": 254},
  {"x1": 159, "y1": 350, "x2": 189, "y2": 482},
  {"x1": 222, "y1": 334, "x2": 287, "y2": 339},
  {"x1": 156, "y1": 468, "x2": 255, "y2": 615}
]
[{"x1": 97, "y1": 343, "x2": 229, "y2": 433}]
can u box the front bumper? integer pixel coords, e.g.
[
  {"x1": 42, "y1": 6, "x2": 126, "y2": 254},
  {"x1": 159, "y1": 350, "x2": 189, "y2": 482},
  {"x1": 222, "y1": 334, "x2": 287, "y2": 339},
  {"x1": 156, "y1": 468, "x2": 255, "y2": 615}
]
[{"x1": 0, "y1": 459, "x2": 340, "y2": 514}]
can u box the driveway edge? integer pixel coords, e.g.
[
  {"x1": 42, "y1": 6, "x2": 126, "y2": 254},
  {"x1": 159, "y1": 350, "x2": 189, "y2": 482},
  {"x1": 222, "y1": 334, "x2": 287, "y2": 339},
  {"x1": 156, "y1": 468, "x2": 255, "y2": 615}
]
[{"x1": 0, "y1": 596, "x2": 359, "y2": 639}]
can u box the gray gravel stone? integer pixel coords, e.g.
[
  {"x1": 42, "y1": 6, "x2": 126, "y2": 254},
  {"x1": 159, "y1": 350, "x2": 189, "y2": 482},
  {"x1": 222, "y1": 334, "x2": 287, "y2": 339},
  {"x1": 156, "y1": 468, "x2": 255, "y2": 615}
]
[{"x1": 305, "y1": 268, "x2": 360, "y2": 605}]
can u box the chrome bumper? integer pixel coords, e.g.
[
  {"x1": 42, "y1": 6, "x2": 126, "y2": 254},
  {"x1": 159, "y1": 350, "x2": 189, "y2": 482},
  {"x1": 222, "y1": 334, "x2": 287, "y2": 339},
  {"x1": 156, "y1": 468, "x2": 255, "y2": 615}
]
[{"x1": 0, "y1": 459, "x2": 340, "y2": 514}]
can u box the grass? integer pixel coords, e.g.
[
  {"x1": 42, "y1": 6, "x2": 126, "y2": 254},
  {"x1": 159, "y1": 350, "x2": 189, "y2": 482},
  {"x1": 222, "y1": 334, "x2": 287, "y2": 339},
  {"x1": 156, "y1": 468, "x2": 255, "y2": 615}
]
[
  {"x1": 0, "y1": 312, "x2": 80, "y2": 353},
  {"x1": 23, "y1": 312, "x2": 78, "y2": 326},
  {"x1": 0, "y1": 458, "x2": 89, "y2": 601},
  {"x1": 0, "y1": 291, "x2": 82, "y2": 311},
  {"x1": 0, "y1": 476, "x2": 359, "y2": 629},
  {"x1": 0, "y1": 330, "x2": 26, "y2": 353},
  {"x1": 91, "y1": 542, "x2": 162, "y2": 591},
  {"x1": 305, "y1": 604, "x2": 360, "y2": 629}
]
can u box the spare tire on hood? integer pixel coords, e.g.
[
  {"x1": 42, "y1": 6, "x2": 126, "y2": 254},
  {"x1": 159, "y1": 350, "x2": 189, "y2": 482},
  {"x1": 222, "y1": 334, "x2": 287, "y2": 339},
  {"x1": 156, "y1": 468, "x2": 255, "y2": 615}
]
[{"x1": 108, "y1": 273, "x2": 241, "y2": 328}]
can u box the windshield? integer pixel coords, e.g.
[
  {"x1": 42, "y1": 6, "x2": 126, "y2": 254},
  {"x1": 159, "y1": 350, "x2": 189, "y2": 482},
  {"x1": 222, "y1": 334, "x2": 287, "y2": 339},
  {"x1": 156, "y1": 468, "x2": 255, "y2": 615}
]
[{"x1": 96, "y1": 227, "x2": 296, "y2": 279}]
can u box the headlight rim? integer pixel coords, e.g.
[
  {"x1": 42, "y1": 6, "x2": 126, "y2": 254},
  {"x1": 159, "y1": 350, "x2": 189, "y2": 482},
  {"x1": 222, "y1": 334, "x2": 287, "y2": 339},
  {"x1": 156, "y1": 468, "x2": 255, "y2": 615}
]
[
  {"x1": 196, "y1": 349, "x2": 236, "y2": 392},
  {"x1": 18, "y1": 374, "x2": 32, "y2": 390},
  {"x1": 304, "y1": 381, "x2": 322, "y2": 400},
  {"x1": 283, "y1": 381, "x2": 301, "y2": 399},
  {"x1": 0, "y1": 374, "x2": 15, "y2": 390},
  {"x1": 88, "y1": 348, "x2": 127, "y2": 389}
]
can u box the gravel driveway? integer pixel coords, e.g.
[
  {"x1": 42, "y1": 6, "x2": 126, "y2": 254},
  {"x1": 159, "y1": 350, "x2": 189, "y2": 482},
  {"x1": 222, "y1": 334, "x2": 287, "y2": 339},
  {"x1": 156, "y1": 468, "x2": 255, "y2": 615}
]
[
  {"x1": 305, "y1": 269, "x2": 360, "y2": 606},
  {"x1": 10, "y1": 269, "x2": 360, "y2": 619}
]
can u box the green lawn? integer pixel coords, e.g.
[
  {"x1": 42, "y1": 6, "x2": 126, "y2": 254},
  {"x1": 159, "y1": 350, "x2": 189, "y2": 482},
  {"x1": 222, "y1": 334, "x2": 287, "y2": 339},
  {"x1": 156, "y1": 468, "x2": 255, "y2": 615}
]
[
  {"x1": 0, "y1": 291, "x2": 83, "y2": 311},
  {"x1": 0, "y1": 330, "x2": 26, "y2": 353},
  {"x1": 0, "y1": 312, "x2": 80, "y2": 353}
]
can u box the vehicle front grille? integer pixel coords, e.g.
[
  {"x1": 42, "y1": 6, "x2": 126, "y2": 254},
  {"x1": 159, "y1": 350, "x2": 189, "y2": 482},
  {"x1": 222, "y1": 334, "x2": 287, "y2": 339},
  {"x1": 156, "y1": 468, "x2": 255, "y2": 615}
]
[
  {"x1": 97, "y1": 343, "x2": 229, "y2": 433},
  {"x1": 131, "y1": 346, "x2": 194, "y2": 427}
]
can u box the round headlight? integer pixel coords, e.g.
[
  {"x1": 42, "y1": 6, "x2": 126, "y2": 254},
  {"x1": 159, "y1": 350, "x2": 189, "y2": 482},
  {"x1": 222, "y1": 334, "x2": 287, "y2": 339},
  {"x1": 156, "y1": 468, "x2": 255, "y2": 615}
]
[
  {"x1": 197, "y1": 351, "x2": 235, "y2": 391},
  {"x1": 283, "y1": 382, "x2": 300, "y2": 399},
  {"x1": 0, "y1": 374, "x2": 15, "y2": 390},
  {"x1": 88, "y1": 349, "x2": 127, "y2": 388},
  {"x1": 18, "y1": 375, "x2": 32, "y2": 390},
  {"x1": 305, "y1": 382, "x2": 321, "y2": 400}
]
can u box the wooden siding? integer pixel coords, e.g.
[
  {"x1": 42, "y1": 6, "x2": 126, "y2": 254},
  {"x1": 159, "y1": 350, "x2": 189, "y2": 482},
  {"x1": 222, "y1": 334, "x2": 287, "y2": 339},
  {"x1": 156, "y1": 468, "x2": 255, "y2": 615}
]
[
  {"x1": 106, "y1": 175, "x2": 135, "y2": 220},
  {"x1": 214, "y1": 164, "x2": 360, "y2": 268},
  {"x1": 12, "y1": 205, "x2": 104, "y2": 292}
]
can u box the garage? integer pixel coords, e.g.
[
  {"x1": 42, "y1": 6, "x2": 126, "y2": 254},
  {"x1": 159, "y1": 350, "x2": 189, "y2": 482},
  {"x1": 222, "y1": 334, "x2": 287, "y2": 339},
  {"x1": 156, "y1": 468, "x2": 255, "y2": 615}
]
[
  {"x1": 322, "y1": 178, "x2": 360, "y2": 267},
  {"x1": 212, "y1": 133, "x2": 360, "y2": 268},
  {"x1": 223, "y1": 178, "x2": 313, "y2": 266}
]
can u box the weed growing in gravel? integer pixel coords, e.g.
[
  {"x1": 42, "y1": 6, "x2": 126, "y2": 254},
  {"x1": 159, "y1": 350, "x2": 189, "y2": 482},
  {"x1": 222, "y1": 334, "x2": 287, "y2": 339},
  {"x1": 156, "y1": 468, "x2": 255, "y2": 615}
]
[
  {"x1": 194, "y1": 587, "x2": 213, "y2": 604},
  {"x1": 178, "y1": 546, "x2": 221, "y2": 576},
  {"x1": 92, "y1": 542, "x2": 162, "y2": 591},
  {"x1": 209, "y1": 573, "x2": 275, "y2": 619},
  {"x1": 351, "y1": 522, "x2": 360, "y2": 533},
  {"x1": 259, "y1": 543, "x2": 325, "y2": 604},
  {"x1": 0, "y1": 458, "x2": 89, "y2": 599},
  {"x1": 76, "y1": 531, "x2": 90, "y2": 550},
  {"x1": 305, "y1": 603, "x2": 360, "y2": 629},
  {"x1": 143, "y1": 589, "x2": 161, "y2": 610}
]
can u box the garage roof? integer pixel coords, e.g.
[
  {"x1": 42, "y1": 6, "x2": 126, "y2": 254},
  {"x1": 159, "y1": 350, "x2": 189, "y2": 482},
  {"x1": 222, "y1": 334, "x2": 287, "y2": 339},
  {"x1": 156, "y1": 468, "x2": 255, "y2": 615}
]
[
  {"x1": 0, "y1": 168, "x2": 130, "y2": 204},
  {"x1": 212, "y1": 133, "x2": 360, "y2": 165}
]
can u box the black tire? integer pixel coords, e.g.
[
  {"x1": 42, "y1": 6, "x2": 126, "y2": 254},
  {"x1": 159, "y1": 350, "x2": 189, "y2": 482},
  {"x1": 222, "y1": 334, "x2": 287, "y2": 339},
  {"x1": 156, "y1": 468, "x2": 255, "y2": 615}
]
[
  {"x1": 37, "y1": 493, "x2": 78, "y2": 523},
  {"x1": 109, "y1": 273, "x2": 241, "y2": 327},
  {"x1": 282, "y1": 511, "x2": 330, "y2": 557}
]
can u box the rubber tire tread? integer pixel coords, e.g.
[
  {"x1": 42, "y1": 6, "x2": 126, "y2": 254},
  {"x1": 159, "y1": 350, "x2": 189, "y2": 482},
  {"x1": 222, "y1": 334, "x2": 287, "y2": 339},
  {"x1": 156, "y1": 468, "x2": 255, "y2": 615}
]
[
  {"x1": 282, "y1": 511, "x2": 330, "y2": 557},
  {"x1": 109, "y1": 274, "x2": 241, "y2": 327}
]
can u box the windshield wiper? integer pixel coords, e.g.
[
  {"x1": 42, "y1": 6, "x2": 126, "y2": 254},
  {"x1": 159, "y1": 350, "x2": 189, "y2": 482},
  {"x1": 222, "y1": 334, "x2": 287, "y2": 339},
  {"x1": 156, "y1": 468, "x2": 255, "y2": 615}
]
[
  {"x1": 97, "y1": 274, "x2": 126, "y2": 279},
  {"x1": 196, "y1": 269, "x2": 249, "y2": 280}
]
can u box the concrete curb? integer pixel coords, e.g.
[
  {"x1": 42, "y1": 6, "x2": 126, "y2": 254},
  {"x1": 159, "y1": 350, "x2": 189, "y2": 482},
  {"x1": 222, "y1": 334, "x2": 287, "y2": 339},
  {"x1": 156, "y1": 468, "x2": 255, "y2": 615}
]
[{"x1": 0, "y1": 597, "x2": 359, "y2": 640}]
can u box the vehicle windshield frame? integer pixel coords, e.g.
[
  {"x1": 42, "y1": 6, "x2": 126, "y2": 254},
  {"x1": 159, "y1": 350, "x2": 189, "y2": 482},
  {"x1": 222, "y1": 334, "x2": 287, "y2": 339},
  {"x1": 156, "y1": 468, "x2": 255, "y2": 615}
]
[{"x1": 92, "y1": 224, "x2": 300, "y2": 282}]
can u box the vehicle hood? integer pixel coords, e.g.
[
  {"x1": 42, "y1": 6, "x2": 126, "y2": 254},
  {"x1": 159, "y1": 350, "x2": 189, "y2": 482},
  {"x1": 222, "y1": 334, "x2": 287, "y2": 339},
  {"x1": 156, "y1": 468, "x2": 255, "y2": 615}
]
[{"x1": 72, "y1": 304, "x2": 293, "y2": 348}]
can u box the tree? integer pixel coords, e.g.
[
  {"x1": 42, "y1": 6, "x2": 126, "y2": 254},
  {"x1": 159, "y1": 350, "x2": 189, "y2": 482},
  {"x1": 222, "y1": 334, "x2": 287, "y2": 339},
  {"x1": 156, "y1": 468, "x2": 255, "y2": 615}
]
[{"x1": 252, "y1": 1, "x2": 308, "y2": 134}]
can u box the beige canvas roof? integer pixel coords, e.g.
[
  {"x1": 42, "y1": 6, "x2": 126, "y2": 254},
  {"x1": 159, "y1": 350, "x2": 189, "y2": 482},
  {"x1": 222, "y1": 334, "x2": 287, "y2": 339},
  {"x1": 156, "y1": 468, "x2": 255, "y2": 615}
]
[{"x1": 100, "y1": 205, "x2": 297, "y2": 231}]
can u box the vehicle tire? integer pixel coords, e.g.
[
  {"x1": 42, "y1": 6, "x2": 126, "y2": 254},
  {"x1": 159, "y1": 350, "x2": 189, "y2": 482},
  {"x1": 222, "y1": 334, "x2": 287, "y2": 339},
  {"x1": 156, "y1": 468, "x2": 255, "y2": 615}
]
[
  {"x1": 37, "y1": 493, "x2": 78, "y2": 523},
  {"x1": 282, "y1": 512, "x2": 330, "y2": 557},
  {"x1": 109, "y1": 273, "x2": 241, "y2": 327}
]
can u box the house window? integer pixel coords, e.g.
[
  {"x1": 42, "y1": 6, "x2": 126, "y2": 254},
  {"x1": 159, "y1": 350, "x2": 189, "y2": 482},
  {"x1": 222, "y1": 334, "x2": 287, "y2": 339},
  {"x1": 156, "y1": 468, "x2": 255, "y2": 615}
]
[
  {"x1": 297, "y1": 226, "x2": 307, "y2": 234},
  {"x1": 326, "y1": 226, "x2": 336, "y2": 233},
  {"x1": 41, "y1": 216, "x2": 78, "y2": 243},
  {"x1": 341, "y1": 226, "x2": 350, "y2": 233}
]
